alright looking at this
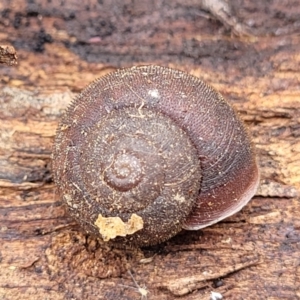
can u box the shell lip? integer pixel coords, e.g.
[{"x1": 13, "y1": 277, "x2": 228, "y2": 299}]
[{"x1": 183, "y1": 165, "x2": 260, "y2": 231}]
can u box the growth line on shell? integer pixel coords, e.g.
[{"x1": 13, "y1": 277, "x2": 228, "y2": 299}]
[{"x1": 206, "y1": 116, "x2": 236, "y2": 172}]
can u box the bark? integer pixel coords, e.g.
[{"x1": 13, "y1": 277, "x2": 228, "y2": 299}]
[{"x1": 0, "y1": 1, "x2": 299, "y2": 299}]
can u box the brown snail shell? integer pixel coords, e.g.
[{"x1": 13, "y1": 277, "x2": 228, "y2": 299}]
[{"x1": 52, "y1": 65, "x2": 259, "y2": 246}]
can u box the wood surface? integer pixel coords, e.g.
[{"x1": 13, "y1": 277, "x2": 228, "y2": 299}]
[{"x1": 0, "y1": 1, "x2": 299, "y2": 299}]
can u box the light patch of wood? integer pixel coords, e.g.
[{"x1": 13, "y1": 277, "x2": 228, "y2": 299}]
[
  {"x1": 94, "y1": 213, "x2": 144, "y2": 241},
  {"x1": 248, "y1": 211, "x2": 282, "y2": 224},
  {"x1": 160, "y1": 258, "x2": 259, "y2": 296}
]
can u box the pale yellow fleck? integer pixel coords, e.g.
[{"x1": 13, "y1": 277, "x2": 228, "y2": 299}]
[
  {"x1": 94, "y1": 213, "x2": 144, "y2": 241},
  {"x1": 60, "y1": 124, "x2": 70, "y2": 131},
  {"x1": 63, "y1": 194, "x2": 73, "y2": 206},
  {"x1": 174, "y1": 193, "x2": 185, "y2": 203},
  {"x1": 1, "y1": 226, "x2": 8, "y2": 232}
]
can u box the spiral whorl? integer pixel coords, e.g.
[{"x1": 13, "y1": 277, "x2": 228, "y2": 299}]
[
  {"x1": 54, "y1": 104, "x2": 202, "y2": 245},
  {"x1": 53, "y1": 65, "x2": 259, "y2": 246}
]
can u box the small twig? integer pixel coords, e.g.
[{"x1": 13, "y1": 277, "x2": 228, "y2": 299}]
[
  {"x1": 200, "y1": 0, "x2": 254, "y2": 36},
  {"x1": 119, "y1": 270, "x2": 149, "y2": 299}
]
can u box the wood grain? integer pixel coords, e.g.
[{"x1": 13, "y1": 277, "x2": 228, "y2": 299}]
[{"x1": 0, "y1": 1, "x2": 299, "y2": 299}]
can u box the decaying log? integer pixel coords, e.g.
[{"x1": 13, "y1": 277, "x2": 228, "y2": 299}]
[{"x1": 0, "y1": 1, "x2": 299, "y2": 299}]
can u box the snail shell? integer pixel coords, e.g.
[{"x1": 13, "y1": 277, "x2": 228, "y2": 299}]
[{"x1": 52, "y1": 65, "x2": 259, "y2": 246}]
